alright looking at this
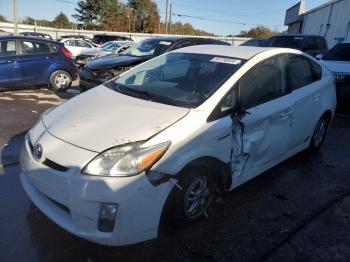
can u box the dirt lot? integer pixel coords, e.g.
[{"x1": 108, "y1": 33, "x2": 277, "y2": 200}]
[{"x1": 1, "y1": 88, "x2": 350, "y2": 262}]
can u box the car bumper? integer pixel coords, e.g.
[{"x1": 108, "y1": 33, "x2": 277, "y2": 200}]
[
  {"x1": 20, "y1": 133, "x2": 174, "y2": 246},
  {"x1": 79, "y1": 68, "x2": 102, "y2": 90}
]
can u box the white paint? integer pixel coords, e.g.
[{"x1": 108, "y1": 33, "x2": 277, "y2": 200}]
[{"x1": 20, "y1": 46, "x2": 337, "y2": 246}]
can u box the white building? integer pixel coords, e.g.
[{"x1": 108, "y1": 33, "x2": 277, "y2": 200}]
[{"x1": 285, "y1": 0, "x2": 350, "y2": 47}]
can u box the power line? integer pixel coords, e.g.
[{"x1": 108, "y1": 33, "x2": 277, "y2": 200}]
[
  {"x1": 54, "y1": 0, "x2": 76, "y2": 5},
  {"x1": 172, "y1": 12, "x2": 283, "y2": 27}
]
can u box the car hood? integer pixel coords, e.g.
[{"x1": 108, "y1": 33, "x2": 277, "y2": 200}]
[
  {"x1": 86, "y1": 54, "x2": 147, "y2": 70},
  {"x1": 320, "y1": 60, "x2": 350, "y2": 74},
  {"x1": 79, "y1": 47, "x2": 103, "y2": 56},
  {"x1": 42, "y1": 85, "x2": 189, "y2": 152}
]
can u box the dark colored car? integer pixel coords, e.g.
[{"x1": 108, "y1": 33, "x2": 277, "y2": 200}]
[
  {"x1": 240, "y1": 38, "x2": 269, "y2": 47},
  {"x1": 21, "y1": 32, "x2": 53, "y2": 40},
  {"x1": 268, "y1": 34, "x2": 328, "y2": 57},
  {"x1": 92, "y1": 34, "x2": 134, "y2": 45},
  {"x1": 0, "y1": 36, "x2": 78, "y2": 90},
  {"x1": 80, "y1": 37, "x2": 230, "y2": 91}
]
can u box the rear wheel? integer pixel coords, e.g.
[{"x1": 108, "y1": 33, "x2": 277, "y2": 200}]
[
  {"x1": 49, "y1": 70, "x2": 72, "y2": 91},
  {"x1": 309, "y1": 116, "x2": 329, "y2": 151}
]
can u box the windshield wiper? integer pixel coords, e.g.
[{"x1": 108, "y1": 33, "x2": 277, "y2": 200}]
[{"x1": 112, "y1": 83, "x2": 182, "y2": 107}]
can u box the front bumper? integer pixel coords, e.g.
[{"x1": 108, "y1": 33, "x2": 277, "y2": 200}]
[
  {"x1": 79, "y1": 68, "x2": 102, "y2": 90},
  {"x1": 20, "y1": 132, "x2": 174, "y2": 246}
]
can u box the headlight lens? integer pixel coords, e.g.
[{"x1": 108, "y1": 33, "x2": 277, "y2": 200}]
[{"x1": 83, "y1": 141, "x2": 170, "y2": 177}]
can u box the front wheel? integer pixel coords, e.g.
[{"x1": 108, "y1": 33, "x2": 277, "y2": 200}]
[
  {"x1": 49, "y1": 70, "x2": 72, "y2": 91},
  {"x1": 309, "y1": 117, "x2": 329, "y2": 151},
  {"x1": 166, "y1": 167, "x2": 219, "y2": 227}
]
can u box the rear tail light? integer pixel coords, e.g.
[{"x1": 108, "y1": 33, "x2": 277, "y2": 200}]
[{"x1": 60, "y1": 47, "x2": 73, "y2": 59}]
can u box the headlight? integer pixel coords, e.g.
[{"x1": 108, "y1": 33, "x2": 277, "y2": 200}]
[{"x1": 83, "y1": 141, "x2": 170, "y2": 177}]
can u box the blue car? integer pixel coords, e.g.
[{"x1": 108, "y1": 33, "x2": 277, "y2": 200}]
[{"x1": 0, "y1": 35, "x2": 78, "y2": 90}]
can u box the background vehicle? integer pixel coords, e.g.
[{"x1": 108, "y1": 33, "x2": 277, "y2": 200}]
[
  {"x1": 75, "y1": 41, "x2": 133, "y2": 67},
  {"x1": 0, "y1": 35, "x2": 78, "y2": 90},
  {"x1": 240, "y1": 38, "x2": 269, "y2": 47},
  {"x1": 91, "y1": 34, "x2": 133, "y2": 45},
  {"x1": 20, "y1": 32, "x2": 53, "y2": 40},
  {"x1": 319, "y1": 41, "x2": 350, "y2": 114},
  {"x1": 0, "y1": 30, "x2": 9, "y2": 36},
  {"x1": 79, "y1": 37, "x2": 230, "y2": 90},
  {"x1": 59, "y1": 35, "x2": 98, "y2": 47},
  {"x1": 60, "y1": 38, "x2": 94, "y2": 57},
  {"x1": 20, "y1": 46, "x2": 336, "y2": 246},
  {"x1": 268, "y1": 34, "x2": 328, "y2": 57}
]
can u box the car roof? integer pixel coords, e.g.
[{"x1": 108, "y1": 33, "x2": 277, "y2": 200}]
[
  {"x1": 270, "y1": 34, "x2": 324, "y2": 38},
  {"x1": 0, "y1": 35, "x2": 59, "y2": 44},
  {"x1": 172, "y1": 45, "x2": 275, "y2": 60},
  {"x1": 147, "y1": 36, "x2": 222, "y2": 43}
]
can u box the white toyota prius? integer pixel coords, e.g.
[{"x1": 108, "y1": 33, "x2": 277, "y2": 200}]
[{"x1": 20, "y1": 45, "x2": 336, "y2": 246}]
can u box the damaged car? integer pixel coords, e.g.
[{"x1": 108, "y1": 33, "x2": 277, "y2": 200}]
[
  {"x1": 20, "y1": 45, "x2": 336, "y2": 246},
  {"x1": 79, "y1": 36, "x2": 230, "y2": 91}
]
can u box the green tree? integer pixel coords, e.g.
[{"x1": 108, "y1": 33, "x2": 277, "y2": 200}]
[
  {"x1": 53, "y1": 12, "x2": 70, "y2": 28},
  {"x1": 73, "y1": 0, "x2": 102, "y2": 29},
  {"x1": 236, "y1": 26, "x2": 278, "y2": 38},
  {"x1": 0, "y1": 15, "x2": 7, "y2": 22}
]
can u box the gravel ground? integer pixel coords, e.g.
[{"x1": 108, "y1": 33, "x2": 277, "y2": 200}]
[{"x1": 1, "y1": 88, "x2": 350, "y2": 262}]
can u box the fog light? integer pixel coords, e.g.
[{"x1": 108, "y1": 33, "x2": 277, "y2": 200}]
[{"x1": 98, "y1": 203, "x2": 118, "y2": 232}]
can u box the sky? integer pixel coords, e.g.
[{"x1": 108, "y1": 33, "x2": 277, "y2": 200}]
[{"x1": 0, "y1": 0, "x2": 330, "y2": 35}]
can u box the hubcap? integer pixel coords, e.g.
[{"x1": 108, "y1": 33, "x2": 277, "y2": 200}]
[
  {"x1": 314, "y1": 119, "x2": 327, "y2": 147},
  {"x1": 54, "y1": 73, "x2": 70, "y2": 88},
  {"x1": 184, "y1": 177, "x2": 212, "y2": 219}
]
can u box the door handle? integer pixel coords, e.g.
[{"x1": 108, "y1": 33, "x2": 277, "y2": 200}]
[{"x1": 280, "y1": 110, "x2": 293, "y2": 119}]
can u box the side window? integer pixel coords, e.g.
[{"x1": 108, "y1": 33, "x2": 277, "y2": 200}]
[
  {"x1": 173, "y1": 41, "x2": 193, "y2": 50},
  {"x1": 21, "y1": 41, "x2": 50, "y2": 55},
  {"x1": 0, "y1": 40, "x2": 16, "y2": 57},
  {"x1": 76, "y1": 40, "x2": 91, "y2": 48},
  {"x1": 287, "y1": 55, "x2": 321, "y2": 90},
  {"x1": 239, "y1": 55, "x2": 288, "y2": 108},
  {"x1": 315, "y1": 37, "x2": 326, "y2": 50}
]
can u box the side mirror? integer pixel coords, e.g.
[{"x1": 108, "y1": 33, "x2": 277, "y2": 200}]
[{"x1": 316, "y1": 54, "x2": 323, "y2": 60}]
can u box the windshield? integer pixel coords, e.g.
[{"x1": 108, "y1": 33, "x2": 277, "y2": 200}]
[
  {"x1": 101, "y1": 42, "x2": 113, "y2": 49},
  {"x1": 269, "y1": 36, "x2": 304, "y2": 49},
  {"x1": 323, "y1": 43, "x2": 350, "y2": 61},
  {"x1": 102, "y1": 43, "x2": 122, "y2": 51},
  {"x1": 121, "y1": 38, "x2": 173, "y2": 57},
  {"x1": 105, "y1": 53, "x2": 244, "y2": 108}
]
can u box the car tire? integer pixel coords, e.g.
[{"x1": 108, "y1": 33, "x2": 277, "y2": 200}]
[
  {"x1": 49, "y1": 70, "x2": 72, "y2": 91},
  {"x1": 165, "y1": 167, "x2": 219, "y2": 228},
  {"x1": 309, "y1": 116, "x2": 329, "y2": 151}
]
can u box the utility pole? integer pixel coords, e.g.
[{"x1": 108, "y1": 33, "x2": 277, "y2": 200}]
[
  {"x1": 13, "y1": 0, "x2": 18, "y2": 34},
  {"x1": 169, "y1": 2, "x2": 172, "y2": 34},
  {"x1": 165, "y1": 0, "x2": 169, "y2": 34}
]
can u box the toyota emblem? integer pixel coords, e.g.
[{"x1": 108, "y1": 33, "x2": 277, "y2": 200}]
[{"x1": 33, "y1": 143, "x2": 43, "y2": 160}]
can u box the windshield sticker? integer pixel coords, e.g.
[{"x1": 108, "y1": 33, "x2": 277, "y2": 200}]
[
  {"x1": 293, "y1": 37, "x2": 304, "y2": 40},
  {"x1": 159, "y1": 41, "x2": 172, "y2": 46},
  {"x1": 211, "y1": 57, "x2": 241, "y2": 65}
]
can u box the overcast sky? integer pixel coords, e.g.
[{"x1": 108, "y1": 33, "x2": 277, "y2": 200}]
[{"x1": 0, "y1": 0, "x2": 330, "y2": 35}]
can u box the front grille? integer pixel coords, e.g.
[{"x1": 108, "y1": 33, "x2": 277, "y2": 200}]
[{"x1": 42, "y1": 159, "x2": 69, "y2": 172}]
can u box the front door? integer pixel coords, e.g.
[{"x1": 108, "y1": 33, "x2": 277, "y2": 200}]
[{"x1": 232, "y1": 54, "x2": 293, "y2": 185}]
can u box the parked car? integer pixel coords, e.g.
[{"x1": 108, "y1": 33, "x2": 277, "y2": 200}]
[
  {"x1": 268, "y1": 34, "x2": 328, "y2": 57},
  {"x1": 319, "y1": 41, "x2": 350, "y2": 113},
  {"x1": 60, "y1": 38, "x2": 94, "y2": 57},
  {"x1": 20, "y1": 45, "x2": 336, "y2": 246},
  {"x1": 80, "y1": 37, "x2": 230, "y2": 90},
  {"x1": 240, "y1": 38, "x2": 269, "y2": 47},
  {"x1": 75, "y1": 41, "x2": 133, "y2": 67},
  {"x1": 60, "y1": 35, "x2": 99, "y2": 47},
  {"x1": 0, "y1": 35, "x2": 78, "y2": 90},
  {"x1": 92, "y1": 34, "x2": 133, "y2": 45},
  {"x1": 20, "y1": 32, "x2": 53, "y2": 40}
]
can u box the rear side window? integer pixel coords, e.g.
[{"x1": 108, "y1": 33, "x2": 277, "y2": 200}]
[
  {"x1": 0, "y1": 40, "x2": 16, "y2": 57},
  {"x1": 239, "y1": 55, "x2": 288, "y2": 108},
  {"x1": 76, "y1": 40, "x2": 90, "y2": 48},
  {"x1": 287, "y1": 55, "x2": 322, "y2": 90},
  {"x1": 21, "y1": 41, "x2": 50, "y2": 55}
]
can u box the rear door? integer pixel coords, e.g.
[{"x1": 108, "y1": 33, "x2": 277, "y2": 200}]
[
  {"x1": 286, "y1": 54, "x2": 324, "y2": 149},
  {"x1": 0, "y1": 39, "x2": 22, "y2": 87},
  {"x1": 17, "y1": 39, "x2": 54, "y2": 85}
]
